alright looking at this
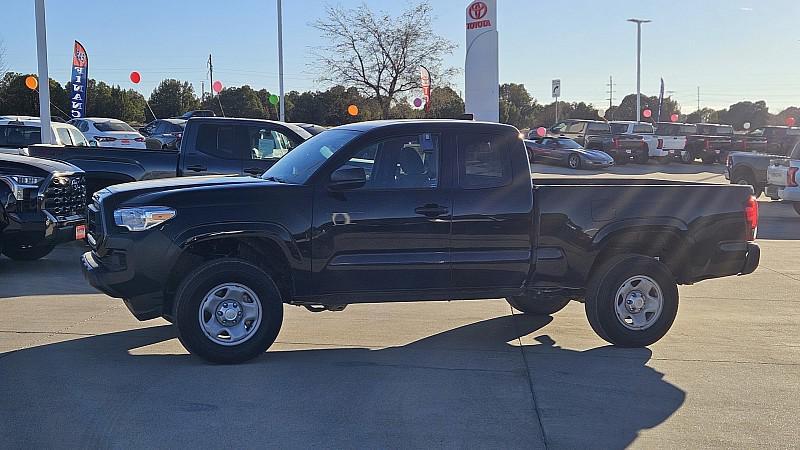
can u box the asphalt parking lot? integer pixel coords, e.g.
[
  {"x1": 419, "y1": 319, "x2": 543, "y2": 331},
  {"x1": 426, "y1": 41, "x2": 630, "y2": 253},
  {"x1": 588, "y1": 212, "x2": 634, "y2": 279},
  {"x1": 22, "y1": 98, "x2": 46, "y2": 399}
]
[{"x1": 1, "y1": 162, "x2": 798, "y2": 449}]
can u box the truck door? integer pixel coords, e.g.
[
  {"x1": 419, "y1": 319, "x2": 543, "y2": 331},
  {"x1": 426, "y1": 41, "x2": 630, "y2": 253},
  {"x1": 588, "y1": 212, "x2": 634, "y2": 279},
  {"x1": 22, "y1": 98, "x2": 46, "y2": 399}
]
[
  {"x1": 181, "y1": 122, "x2": 243, "y2": 176},
  {"x1": 450, "y1": 132, "x2": 533, "y2": 290},
  {"x1": 311, "y1": 131, "x2": 452, "y2": 296}
]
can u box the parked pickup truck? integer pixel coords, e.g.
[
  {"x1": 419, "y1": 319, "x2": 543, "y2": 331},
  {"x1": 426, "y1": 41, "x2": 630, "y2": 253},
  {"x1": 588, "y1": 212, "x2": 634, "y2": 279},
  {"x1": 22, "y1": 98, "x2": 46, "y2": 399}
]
[
  {"x1": 684, "y1": 123, "x2": 734, "y2": 164},
  {"x1": 81, "y1": 120, "x2": 761, "y2": 363},
  {"x1": 1, "y1": 153, "x2": 86, "y2": 260},
  {"x1": 551, "y1": 119, "x2": 644, "y2": 164},
  {"x1": 732, "y1": 126, "x2": 800, "y2": 155},
  {"x1": 610, "y1": 121, "x2": 658, "y2": 163},
  {"x1": 653, "y1": 122, "x2": 691, "y2": 161},
  {"x1": 726, "y1": 139, "x2": 800, "y2": 197},
  {"x1": 765, "y1": 142, "x2": 800, "y2": 215},
  {"x1": 25, "y1": 117, "x2": 312, "y2": 199}
]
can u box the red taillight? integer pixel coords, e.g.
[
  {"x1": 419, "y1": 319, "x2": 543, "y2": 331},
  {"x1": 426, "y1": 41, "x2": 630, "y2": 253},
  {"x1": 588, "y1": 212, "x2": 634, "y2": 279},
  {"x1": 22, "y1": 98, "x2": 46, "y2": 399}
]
[
  {"x1": 95, "y1": 136, "x2": 117, "y2": 142},
  {"x1": 788, "y1": 167, "x2": 799, "y2": 188},
  {"x1": 134, "y1": 137, "x2": 145, "y2": 142},
  {"x1": 745, "y1": 196, "x2": 758, "y2": 240},
  {"x1": 612, "y1": 137, "x2": 619, "y2": 149},
  {"x1": 657, "y1": 138, "x2": 664, "y2": 149},
  {"x1": 726, "y1": 154, "x2": 733, "y2": 168}
]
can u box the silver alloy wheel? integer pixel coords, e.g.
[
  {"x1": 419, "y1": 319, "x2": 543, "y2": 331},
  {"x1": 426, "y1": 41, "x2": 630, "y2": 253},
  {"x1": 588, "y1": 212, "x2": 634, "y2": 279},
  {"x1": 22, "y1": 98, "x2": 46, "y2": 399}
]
[
  {"x1": 568, "y1": 154, "x2": 580, "y2": 169},
  {"x1": 198, "y1": 283, "x2": 263, "y2": 346},
  {"x1": 681, "y1": 151, "x2": 692, "y2": 163},
  {"x1": 613, "y1": 275, "x2": 664, "y2": 331}
]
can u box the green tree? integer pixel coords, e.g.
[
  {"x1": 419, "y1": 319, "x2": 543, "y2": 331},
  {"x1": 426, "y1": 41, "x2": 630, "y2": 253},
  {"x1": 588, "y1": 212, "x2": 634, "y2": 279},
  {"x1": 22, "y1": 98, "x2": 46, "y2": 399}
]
[
  {"x1": 202, "y1": 85, "x2": 265, "y2": 119},
  {"x1": 499, "y1": 83, "x2": 540, "y2": 129},
  {"x1": 148, "y1": 79, "x2": 200, "y2": 120},
  {"x1": 685, "y1": 108, "x2": 720, "y2": 124},
  {"x1": 426, "y1": 86, "x2": 464, "y2": 119},
  {"x1": 613, "y1": 94, "x2": 679, "y2": 122},
  {"x1": 718, "y1": 101, "x2": 770, "y2": 130},
  {"x1": 773, "y1": 106, "x2": 800, "y2": 126},
  {"x1": 569, "y1": 102, "x2": 602, "y2": 120},
  {"x1": 0, "y1": 72, "x2": 68, "y2": 119},
  {"x1": 312, "y1": 1, "x2": 457, "y2": 118}
]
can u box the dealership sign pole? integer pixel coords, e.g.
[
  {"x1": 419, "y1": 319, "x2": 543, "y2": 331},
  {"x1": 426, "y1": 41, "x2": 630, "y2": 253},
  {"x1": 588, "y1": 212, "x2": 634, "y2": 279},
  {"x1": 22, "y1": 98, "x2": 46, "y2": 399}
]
[
  {"x1": 34, "y1": 0, "x2": 52, "y2": 143},
  {"x1": 70, "y1": 41, "x2": 89, "y2": 119},
  {"x1": 552, "y1": 79, "x2": 561, "y2": 124},
  {"x1": 277, "y1": 0, "x2": 285, "y2": 121},
  {"x1": 465, "y1": 0, "x2": 498, "y2": 122}
]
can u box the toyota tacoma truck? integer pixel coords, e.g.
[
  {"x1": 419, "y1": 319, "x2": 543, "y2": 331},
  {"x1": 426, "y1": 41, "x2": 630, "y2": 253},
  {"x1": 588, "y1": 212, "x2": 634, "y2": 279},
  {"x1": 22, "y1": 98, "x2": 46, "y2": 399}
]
[
  {"x1": 1, "y1": 153, "x2": 86, "y2": 260},
  {"x1": 81, "y1": 120, "x2": 761, "y2": 363},
  {"x1": 25, "y1": 117, "x2": 312, "y2": 200}
]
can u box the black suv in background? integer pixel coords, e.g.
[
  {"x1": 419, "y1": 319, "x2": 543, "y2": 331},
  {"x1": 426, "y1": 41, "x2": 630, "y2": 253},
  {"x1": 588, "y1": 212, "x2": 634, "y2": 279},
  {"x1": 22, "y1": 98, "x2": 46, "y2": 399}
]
[{"x1": 139, "y1": 119, "x2": 187, "y2": 150}]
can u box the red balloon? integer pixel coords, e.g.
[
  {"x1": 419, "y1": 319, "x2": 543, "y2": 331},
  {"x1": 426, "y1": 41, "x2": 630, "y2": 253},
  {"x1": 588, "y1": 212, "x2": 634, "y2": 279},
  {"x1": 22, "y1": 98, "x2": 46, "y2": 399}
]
[
  {"x1": 643, "y1": 109, "x2": 652, "y2": 118},
  {"x1": 670, "y1": 113, "x2": 679, "y2": 122},
  {"x1": 129, "y1": 71, "x2": 141, "y2": 84},
  {"x1": 212, "y1": 80, "x2": 223, "y2": 93},
  {"x1": 536, "y1": 127, "x2": 547, "y2": 137},
  {"x1": 786, "y1": 116, "x2": 796, "y2": 127}
]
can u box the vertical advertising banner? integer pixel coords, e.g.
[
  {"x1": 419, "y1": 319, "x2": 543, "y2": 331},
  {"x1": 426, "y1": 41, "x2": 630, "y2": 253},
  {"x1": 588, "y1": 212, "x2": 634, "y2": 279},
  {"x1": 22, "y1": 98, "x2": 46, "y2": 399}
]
[
  {"x1": 465, "y1": 0, "x2": 498, "y2": 122},
  {"x1": 657, "y1": 78, "x2": 665, "y2": 123},
  {"x1": 70, "y1": 41, "x2": 88, "y2": 118},
  {"x1": 420, "y1": 66, "x2": 431, "y2": 113}
]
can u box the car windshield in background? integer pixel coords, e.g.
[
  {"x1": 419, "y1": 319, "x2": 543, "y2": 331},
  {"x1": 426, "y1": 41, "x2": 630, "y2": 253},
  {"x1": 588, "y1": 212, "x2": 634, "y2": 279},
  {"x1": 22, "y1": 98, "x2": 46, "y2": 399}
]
[
  {"x1": 262, "y1": 129, "x2": 361, "y2": 184},
  {"x1": 94, "y1": 121, "x2": 135, "y2": 132},
  {"x1": 610, "y1": 124, "x2": 629, "y2": 134},
  {"x1": 0, "y1": 125, "x2": 41, "y2": 147}
]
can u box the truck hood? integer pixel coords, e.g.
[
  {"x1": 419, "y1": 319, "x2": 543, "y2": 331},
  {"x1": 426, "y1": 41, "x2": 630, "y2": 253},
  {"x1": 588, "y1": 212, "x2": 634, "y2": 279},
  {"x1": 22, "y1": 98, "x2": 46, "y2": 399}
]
[
  {"x1": 0, "y1": 153, "x2": 83, "y2": 176},
  {"x1": 105, "y1": 175, "x2": 265, "y2": 197}
]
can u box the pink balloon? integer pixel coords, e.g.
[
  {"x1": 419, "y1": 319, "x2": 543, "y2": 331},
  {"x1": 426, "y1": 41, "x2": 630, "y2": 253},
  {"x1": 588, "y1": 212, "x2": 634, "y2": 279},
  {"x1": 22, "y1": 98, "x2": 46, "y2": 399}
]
[
  {"x1": 129, "y1": 71, "x2": 141, "y2": 84},
  {"x1": 670, "y1": 113, "x2": 679, "y2": 122},
  {"x1": 536, "y1": 127, "x2": 547, "y2": 137},
  {"x1": 786, "y1": 116, "x2": 796, "y2": 127},
  {"x1": 643, "y1": 109, "x2": 652, "y2": 118},
  {"x1": 212, "y1": 80, "x2": 223, "y2": 93}
]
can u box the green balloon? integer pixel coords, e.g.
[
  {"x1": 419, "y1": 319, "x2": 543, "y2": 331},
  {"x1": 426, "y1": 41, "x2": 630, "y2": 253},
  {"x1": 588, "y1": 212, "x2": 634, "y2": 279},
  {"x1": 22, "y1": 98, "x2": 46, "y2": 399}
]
[{"x1": 269, "y1": 94, "x2": 279, "y2": 105}]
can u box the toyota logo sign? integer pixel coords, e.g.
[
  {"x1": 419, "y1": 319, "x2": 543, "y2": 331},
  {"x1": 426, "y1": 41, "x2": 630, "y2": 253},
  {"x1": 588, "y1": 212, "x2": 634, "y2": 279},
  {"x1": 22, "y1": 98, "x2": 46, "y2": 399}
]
[{"x1": 468, "y1": 1, "x2": 488, "y2": 20}]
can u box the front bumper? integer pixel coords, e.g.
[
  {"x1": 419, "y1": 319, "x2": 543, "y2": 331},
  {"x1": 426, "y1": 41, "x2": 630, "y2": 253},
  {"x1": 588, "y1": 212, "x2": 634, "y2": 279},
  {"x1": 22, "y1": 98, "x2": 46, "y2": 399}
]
[
  {"x1": 5, "y1": 211, "x2": 85, "y2": 246},
  {"x1": 777, "y1": 187, "x2": 800, "y2": 202}
]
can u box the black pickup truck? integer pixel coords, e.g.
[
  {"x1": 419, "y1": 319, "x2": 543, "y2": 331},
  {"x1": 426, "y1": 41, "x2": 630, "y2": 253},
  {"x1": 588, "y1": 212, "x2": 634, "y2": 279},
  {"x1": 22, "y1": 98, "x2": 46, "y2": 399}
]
[
  {"x1": 26, "y1": 117, "x2": 312, "y2": 199},
  {"x1": 731, "y1": 126, "x2": 799, "y2": 155},
  {"x1": 683, "y1": 123, "x2": 734, "y2": 164},
  {"x1": 81, "y1": 120, "x2": 760, "y2": 363},
  {"x1": 550, "y1": 119, "x2": 644, "y2": 164},
  {"x1": 1, "y1": 154, "x2": 86, "y2": 260}
]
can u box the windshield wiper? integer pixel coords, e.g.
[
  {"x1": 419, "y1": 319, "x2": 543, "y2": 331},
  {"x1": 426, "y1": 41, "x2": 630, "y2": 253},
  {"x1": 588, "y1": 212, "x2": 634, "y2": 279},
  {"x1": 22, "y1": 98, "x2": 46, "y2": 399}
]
[{"x1": 262, "y1": 176, "x2": 286, "y2": 183}]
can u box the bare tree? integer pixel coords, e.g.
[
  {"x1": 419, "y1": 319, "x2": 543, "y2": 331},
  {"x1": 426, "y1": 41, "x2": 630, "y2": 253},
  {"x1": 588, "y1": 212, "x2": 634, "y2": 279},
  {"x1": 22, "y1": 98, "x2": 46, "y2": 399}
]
[{"x1": 312, "y1": 2, "x2": 457, "y2": 119}]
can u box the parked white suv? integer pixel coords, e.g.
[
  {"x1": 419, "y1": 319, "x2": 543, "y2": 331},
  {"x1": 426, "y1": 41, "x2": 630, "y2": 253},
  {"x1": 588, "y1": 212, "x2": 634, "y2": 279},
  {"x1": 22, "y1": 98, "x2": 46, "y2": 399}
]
[
  {"x1": 69, "y1": 117, "x2": 146, "y2": 149},
  {"x1": 766, "y1": 141, "x2": 800, "y2": 216},
  {"x1": 0, "y1": 116, "x2": 90, "y2": 154}
]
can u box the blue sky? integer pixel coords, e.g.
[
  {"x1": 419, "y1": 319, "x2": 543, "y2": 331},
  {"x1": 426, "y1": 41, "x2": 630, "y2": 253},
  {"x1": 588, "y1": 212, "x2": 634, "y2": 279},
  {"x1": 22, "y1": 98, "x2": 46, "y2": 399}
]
[{"x1": 2, "y1": 0, "x2": 799, "y2": 112}]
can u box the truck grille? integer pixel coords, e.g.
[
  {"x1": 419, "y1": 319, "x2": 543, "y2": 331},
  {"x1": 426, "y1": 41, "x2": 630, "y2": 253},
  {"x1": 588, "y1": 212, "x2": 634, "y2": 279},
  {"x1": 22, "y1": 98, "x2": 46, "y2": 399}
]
[{"x1": 43, "y1": 174, "x2": 87, "y2": 221}]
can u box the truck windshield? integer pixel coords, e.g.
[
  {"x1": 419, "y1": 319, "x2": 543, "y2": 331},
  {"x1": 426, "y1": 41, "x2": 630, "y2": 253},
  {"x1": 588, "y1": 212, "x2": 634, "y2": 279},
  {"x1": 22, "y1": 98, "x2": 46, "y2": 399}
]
[{"x1": 262, "y1": 129, "x2": 361, "y2": 184}]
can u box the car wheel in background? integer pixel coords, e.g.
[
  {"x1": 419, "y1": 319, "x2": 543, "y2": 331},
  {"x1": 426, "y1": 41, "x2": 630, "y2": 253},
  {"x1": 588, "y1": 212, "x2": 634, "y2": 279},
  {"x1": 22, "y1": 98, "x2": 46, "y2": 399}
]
[
  {"x1": 734, "y1": 172, "x2": 763, "y2": 197},
  {"x1": 680, "y1": 151, "x2": 693, "y2": 164},
  {"x1": 568, "y1": 153, "x2": 581, "y2": 169},
  {"x1": 2, "y1": 241, "x2": 56, "y2": 261},
  {"x1": 633, "y1": 151, "x2": 649, "y2": 164},
  {"x1": 701, "y1": 154, "x2": 716, "y2": 165},
  {"x1": 174, "y1": 258, "x2": 284, "y2": 364},
  {"x1": 585, "y1": 254, "x2": 679, "y2": 347}
]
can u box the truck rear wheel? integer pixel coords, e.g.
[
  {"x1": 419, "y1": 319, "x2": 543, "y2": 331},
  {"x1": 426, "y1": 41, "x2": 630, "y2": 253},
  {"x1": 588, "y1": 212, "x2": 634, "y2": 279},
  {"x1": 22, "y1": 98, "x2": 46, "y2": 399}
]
[
  {"x1": 174, "y1": 259, "x2": 284, "y2": 364},
  {"x1": 633, "y1": 150, "x2": 649, "y2": 164},
  {"x1": 2, "y1": 241, "x2": 56, "y2": 261},
  {"x1": 680, "y1": 151, "x2": 693, "y2": 164},
  {"x1": 585, "y1": 255, "x2": 678, "y2": 347},
  {"x1": 701, "y1": 154, "x2": 716, "y2": 164},
  {"x1": 733, "y1": 171, "x2": 763, "y2": 197},
  {"x1": 507, "y1": 295, "x2": 571, "y2": 316}
]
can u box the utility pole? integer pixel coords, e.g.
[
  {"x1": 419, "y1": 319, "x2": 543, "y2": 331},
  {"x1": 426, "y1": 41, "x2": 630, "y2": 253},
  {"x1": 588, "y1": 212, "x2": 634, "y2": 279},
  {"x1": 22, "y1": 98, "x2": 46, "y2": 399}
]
[
  {"x1": 606, "y1": 75, "x2": 615, "y2": 119},
  {"x1": 208, "y1": 53, "x2": 214, "y2": 96},
  {"x1": 628, "y1": 18, "x2": 651, "y2": 122},
  {"x1": 277, "y1": 0, "x2": 285, "y2": 121},
  {"x1": 34, "y1": 0, "x2": 52, "y2": 143},
  {"x1": 697, "y1": 86, "x2": 701, "y2": 112},
  {"x1": 201, "y1": 81, "x2": 205, "y2": 102}
]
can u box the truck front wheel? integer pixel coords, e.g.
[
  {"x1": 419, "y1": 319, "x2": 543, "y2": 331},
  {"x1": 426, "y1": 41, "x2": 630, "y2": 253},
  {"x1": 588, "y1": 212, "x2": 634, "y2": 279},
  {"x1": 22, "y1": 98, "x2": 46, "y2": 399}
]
[
  {"x1": 174, "y1": 259, "x2": 284, "y2": 364},
  {"x1": 2, "y1": 241, "x2": 56, "y2": 261},
  {"x1": 585, "y1": 255, "x2": 678, "y2": 347},
  {"x1": 506, "y1": 295, "x2": 571, "y2": 315}
]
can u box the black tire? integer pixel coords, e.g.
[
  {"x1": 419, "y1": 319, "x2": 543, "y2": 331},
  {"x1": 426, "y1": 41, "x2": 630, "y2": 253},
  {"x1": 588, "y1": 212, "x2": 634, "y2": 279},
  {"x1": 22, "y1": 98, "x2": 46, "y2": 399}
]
[
  {"x1": 585, "y1": 254, "x2": 679, "y2": 347},
  {"x1": 733, "y1": 171, "x2": 763, "y2": 197},
  {"x1": 174, "y1": 258, "x2": 284, "y2": 364},
  {"x1": 793, "y1": 202, "x2": 800, "y2": 216},
  {"x1": 567, "y1": 153, "x2": 581, "y2": 169},
  {"x1": 507, "y1": 295, "x2": 571, "y2": 316},
  {"x1": 2, "y1": 242, "x2": 56, "y2": 261},
  {"x1": 633, "y1": 150, "x2": 649, "y2": 164},
  {"x1": 701, "y1": 154, "x2": 716, "y2": 164},
  {"x1": 614, "y1": 155, "x2": 629, "y2": 165},
  {"x1": 680, "y1": 151, "x2": 693, "y2": 164}
]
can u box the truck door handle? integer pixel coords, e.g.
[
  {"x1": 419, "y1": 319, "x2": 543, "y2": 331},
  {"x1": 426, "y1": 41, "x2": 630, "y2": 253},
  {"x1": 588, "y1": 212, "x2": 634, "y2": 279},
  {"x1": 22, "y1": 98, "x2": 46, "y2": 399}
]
[
  {"x1": 415, "y1": 204, "x2": 448, "y2": 217},
  {"x1": 244, "y1": 167, "x2": 264, "y2": 175},
  {"x1": 186, "y1": 165, "x2": 207, "y2": 172}
]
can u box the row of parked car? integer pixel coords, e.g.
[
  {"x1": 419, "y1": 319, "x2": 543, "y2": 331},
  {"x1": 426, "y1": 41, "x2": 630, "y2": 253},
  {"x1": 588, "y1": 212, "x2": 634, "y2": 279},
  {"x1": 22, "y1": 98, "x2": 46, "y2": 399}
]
[{"x1": 526, "y1": 119, "x2": 800, "y2": 169}]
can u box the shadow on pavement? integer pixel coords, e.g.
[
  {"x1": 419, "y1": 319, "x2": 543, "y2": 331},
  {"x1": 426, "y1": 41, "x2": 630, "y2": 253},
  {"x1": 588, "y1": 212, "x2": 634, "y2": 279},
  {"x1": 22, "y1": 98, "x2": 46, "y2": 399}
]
[
  {"x1": 0, "y1": 314, "x2": 685, "y2": 448},
  {"x1": 0, "y1": 241, "x2": 96, "y2": 297}
]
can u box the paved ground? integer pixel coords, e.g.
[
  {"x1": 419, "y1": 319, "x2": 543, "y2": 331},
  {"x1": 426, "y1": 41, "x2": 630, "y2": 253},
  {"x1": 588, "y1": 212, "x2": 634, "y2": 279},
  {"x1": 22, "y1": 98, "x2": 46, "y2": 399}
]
[{"x1": 1, "y1": 162, "x2": 798, "y2": 448}]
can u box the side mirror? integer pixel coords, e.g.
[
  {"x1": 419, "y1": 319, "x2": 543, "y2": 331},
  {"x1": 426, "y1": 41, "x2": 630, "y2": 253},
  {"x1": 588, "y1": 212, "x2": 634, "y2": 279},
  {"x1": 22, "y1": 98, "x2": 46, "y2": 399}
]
[
  {"x1": 329, "y1": 166, "x2": 366, "y2": 190},
  {"x1": 89, "y1": 140, "x2": 98, "y2": 147}
]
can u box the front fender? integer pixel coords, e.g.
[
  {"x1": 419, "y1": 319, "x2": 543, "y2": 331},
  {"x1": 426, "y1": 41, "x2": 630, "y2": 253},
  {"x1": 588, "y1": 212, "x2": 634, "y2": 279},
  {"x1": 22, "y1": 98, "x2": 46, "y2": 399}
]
[{"x1": 174, "y1": 221, "x2": 302, "y2": 263}]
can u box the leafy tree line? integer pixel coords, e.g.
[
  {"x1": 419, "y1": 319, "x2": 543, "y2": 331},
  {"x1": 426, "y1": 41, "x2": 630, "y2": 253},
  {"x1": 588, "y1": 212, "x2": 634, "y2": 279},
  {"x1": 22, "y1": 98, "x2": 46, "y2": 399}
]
[{"x1": 0, "y1": 71, "x2": 797, "y2": 131}]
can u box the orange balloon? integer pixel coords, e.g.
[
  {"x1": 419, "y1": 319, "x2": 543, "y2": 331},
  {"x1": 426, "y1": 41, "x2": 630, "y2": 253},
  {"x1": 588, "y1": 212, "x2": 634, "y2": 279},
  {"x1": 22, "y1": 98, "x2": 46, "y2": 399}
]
[
  {"x1": 347, "y1": 104, "x2": 359, "y2": 116},
  {"x1": 25, "y1": 76, "x2": 38, "y2": 90}
]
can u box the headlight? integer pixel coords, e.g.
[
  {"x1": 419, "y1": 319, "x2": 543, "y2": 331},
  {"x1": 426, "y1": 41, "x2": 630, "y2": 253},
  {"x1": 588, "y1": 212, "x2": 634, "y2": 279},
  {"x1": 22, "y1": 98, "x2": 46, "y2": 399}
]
[
  {"x1": 0, "y1": 175, "x2": 45, "y2": 200},
  {"x1": 113, "y1": 206, "x2": 176, "y2": 231}
]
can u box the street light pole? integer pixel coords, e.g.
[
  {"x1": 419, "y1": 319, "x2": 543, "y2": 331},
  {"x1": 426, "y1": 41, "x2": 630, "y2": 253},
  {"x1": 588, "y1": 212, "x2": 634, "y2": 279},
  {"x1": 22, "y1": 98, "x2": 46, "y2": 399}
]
[
  {"x1": 277, "y1": 0, "x2": 285, "y2": 121},
  {"x1": 34, "y1": 0, "x2": 52, "y2": 143},
  {"x1": 627, "y1": 18, "x2": 651, "y2": 122}
]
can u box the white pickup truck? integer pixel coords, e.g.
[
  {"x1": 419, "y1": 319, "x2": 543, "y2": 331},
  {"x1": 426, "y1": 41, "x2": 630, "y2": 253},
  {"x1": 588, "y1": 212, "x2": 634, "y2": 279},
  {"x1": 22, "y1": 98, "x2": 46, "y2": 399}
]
[
  {"x1": 653, "y1": 122, "x2": 692, "y2": 162},
  {"x1": 766, "y1": 142, "x2": 800, "y2": 216},
  {"x1": 610, "y1": 121, "x2": 658, "y2": 163}
]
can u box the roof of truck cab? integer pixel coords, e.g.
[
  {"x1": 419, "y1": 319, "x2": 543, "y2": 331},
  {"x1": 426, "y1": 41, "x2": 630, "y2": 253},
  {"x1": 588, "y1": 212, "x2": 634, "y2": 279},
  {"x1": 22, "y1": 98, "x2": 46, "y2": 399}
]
[{"x1": 335, "y1": 119, "x2": 518, "y2": 132}]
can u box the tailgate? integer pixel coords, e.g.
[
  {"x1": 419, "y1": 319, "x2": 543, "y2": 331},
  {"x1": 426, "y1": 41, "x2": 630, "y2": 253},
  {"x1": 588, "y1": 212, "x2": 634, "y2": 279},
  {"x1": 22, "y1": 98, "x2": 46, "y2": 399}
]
[{"x1": 767, "y1": 164, "x2": 789, "y2": 187}]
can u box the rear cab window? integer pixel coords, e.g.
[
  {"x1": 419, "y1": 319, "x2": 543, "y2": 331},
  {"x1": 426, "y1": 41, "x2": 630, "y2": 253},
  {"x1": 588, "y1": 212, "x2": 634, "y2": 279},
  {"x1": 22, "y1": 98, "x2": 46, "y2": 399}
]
[
  {"x1": 458, "y1": 133, "x2": 513, "y2": 189},
  {"x1": 0, "y1": 125, "x2": 41, "y2": 147},
  {"x1": 195, "y1": 123, "x2": 240, "y2": 159},
  {"x1": 587, "y1": 122, "x2": 611, "y2": 133}
]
